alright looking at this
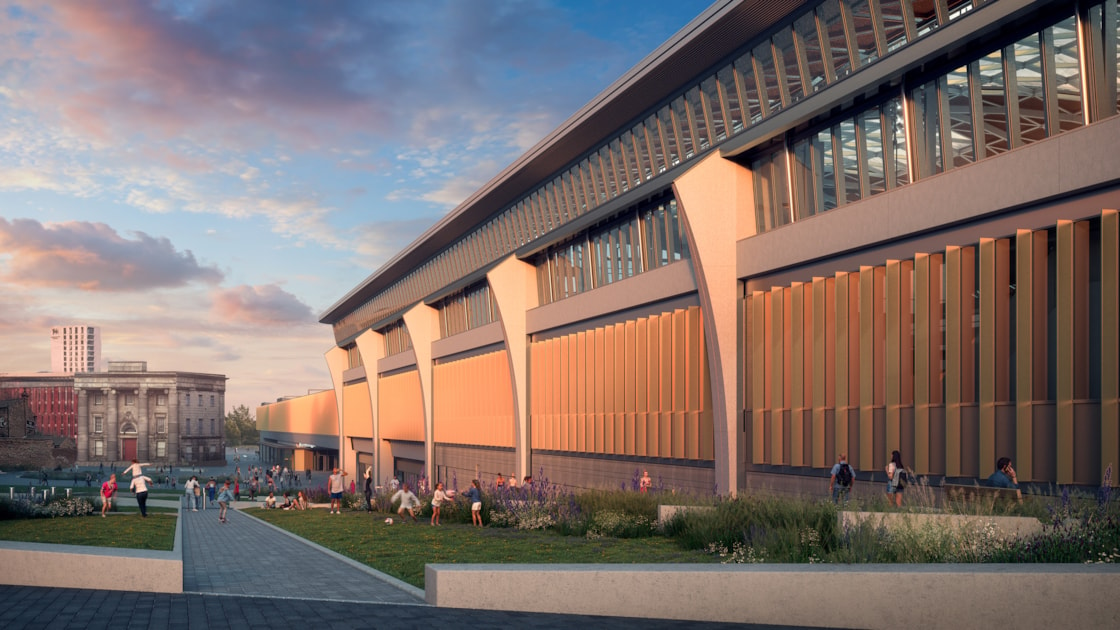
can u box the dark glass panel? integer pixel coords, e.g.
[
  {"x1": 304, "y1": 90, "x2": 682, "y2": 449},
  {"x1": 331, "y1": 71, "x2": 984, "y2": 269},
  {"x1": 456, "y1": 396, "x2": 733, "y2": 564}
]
[
  {"x1": 1050, "y1": 16, "x2": 1084, "y2": 133},
  {"x1": 717, "y1": 65, "x2": 745, "y2": 133},
  {"x1": 754, "y1": 41, "x2": 783, "y2": 114},
  {"x1": 819, "y1": 0, "x2": 852, "y2": 79},
  {"x1": 977, "y1": 50, "x2": 1009, "y2": 157},
  {"x1": 847, "y1": 0, "x2": 879, "y2": 66},
  {"x1": 945, "y1": 65, "x2": 975, "y2": 168},
  {"x1": 879, "y1": 0, "x2": 909, "y2": 52},
  {"x1": 795, "y1": 11, "x2": 828, "y2": 93},
  {"x1": 774, "y1": 28, "x2": 804, "y2": 103}
]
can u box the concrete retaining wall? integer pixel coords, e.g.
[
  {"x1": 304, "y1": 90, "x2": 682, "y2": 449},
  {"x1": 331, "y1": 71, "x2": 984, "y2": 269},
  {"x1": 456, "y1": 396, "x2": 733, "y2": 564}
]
[{"x1": 425, "y1": 563, "x2": 1120, "y2": 628}]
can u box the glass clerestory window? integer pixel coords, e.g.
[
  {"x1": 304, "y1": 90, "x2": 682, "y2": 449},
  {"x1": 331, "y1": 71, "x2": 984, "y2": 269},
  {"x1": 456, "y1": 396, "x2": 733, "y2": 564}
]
[
  {"x1": 753, "y1": 3, "x2": 1117, "y2": 235},
  {"x1": 535, "y1": 195, "x2": 688, "y2": 305}
]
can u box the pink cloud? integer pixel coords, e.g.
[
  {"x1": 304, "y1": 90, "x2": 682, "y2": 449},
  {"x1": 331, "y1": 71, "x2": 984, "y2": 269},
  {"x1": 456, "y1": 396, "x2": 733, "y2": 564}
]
[
  {"x1": 0, "y1": 218, "x2": 222, "y2": 291},
  {"x1": 210, "y1": 284, "x2": 313, "y2": 325}
]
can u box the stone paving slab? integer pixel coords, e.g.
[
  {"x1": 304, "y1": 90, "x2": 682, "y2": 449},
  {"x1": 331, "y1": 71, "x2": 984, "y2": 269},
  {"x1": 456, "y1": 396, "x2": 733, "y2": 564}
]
[
  {"x1": 0, "y1": 585, "x2": 797, "y2": 629},
  {"x1": 181, "y1": 504, "x2": 423, "y2": 605}
]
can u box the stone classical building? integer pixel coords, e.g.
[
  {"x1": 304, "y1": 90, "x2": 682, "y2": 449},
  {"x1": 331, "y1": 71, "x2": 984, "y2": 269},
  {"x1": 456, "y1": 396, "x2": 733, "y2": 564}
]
[{"x1": 74, "y1": 361, "x2": 227, "y2": 466}]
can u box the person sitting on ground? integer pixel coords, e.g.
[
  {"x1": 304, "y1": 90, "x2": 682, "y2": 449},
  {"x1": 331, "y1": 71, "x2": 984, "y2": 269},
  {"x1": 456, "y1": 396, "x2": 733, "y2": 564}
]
[
  {"x1": 987, "y1": 456, "x2": 1023, "y2": 500},
  {"x1": 281, "y1": 492, "x2": 294, "y2": 509},
  {"x1": 295, "y1": 491, "x2": 308, "y2": 510},
  {"x1": 264, "y1": 491, "x2": 277, "y2": 509},
  {"x1": 391, "y1": 483, "x2": 420, "y2": 523}
]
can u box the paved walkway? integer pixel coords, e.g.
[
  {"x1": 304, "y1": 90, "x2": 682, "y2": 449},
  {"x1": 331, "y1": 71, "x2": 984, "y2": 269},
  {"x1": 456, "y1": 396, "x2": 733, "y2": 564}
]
[{"x1": 179, "y1": 500, "x2": 423, "y2": 604}]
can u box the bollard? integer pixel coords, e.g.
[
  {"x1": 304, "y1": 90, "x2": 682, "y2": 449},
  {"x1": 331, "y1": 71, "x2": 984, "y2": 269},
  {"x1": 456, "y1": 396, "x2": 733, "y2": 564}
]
[
  {"x1": 67, "y1": 488, "x2": 71, "y2": 498},
  {"x1": 43, "y1": 490, "x2": 48, "y2": 501},
  {"x1": 51, "y1": 487, "x2": 55, "y2": 497},
  {"x1": 8, "y1": 488, "x2": 12, "y2": 499}
]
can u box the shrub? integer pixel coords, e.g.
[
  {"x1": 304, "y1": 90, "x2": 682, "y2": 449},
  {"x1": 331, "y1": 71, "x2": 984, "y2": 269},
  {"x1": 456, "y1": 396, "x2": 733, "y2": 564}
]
[
  {"x1": 585, "y1": 510, "x2": 655, "y2": 539},
  {"x1": 0, "y1": 495, "x2": 95, "y2": 519}
]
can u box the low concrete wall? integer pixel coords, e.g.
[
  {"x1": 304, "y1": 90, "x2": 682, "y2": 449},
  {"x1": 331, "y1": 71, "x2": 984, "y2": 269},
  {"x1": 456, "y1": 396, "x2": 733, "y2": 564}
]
[
  {"x1": 840, "y1": 510, "x2": 1045, "y2": 538},
  {"x1": 0, "y1": 499, "x2": 183, "y2": 593},
  {"x1": 426, "y1": 563, "x2": 1120, "y2": 628}
]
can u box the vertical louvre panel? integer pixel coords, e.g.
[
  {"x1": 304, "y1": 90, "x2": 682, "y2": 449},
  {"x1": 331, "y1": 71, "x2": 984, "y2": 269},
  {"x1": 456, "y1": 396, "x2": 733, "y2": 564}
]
[
  {"x1": 812, "y1": 277, "x2": 830, "y2": 467},
  {"x1": 1015, "y1": 229, "x2": 1047, "y2": 481},
  {"x1": 1102, "y1": 210, "x2": 1120, "y2": 485},
  {"x1": 1056, "y1": 220, "x2": 1090, "y2": 483},
  {"x1": 791, "y1": 282, "x2": 806, "y2": 467},
  {"x1": 770, "y1": 286, "x2": 786, "y2": 464},
  {"x1": 886, "y1": 260, "x2": 902, "y2": 455},
  {"x1": 979, "y1": 238, "x2": 1011, "y2": 477},
  {"x1": 945, "y1": 245, "x2": 976, "y2": 477},
  {"x1": 834, "y1": 272, "x2": 851, "y2": 459},
  {"x1": 752, "y1": 291, "x2": 768, "y2": 463}
]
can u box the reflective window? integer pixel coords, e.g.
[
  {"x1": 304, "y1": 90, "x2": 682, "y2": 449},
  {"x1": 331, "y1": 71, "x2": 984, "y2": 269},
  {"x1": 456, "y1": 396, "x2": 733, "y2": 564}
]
[
  {"x1": 702, "y1": 76, "x2": 728, "y2": 142},
  {"x1": 945, "y1": 65, "x2": 975, "y2": 168},
  {"x1": 848, "y1": 0, "x2": 879, "y2": 67},
  {"x1": 752, "y1": 149, "x2": 791, "y2": 232},
  {"x1": 535, "y1": 197, "x2": 687, "y2": 304},
  {"x1": 977, "y1": 50, "x2": 1009, "y2": 158},
  {"x1": 795, "y1": 12, "x2": 828, "y2": 93},
  {"x1": 754, "y1": 41, "x2": 782, "y2": 115},
  {"x1": 717, "y1": 66, "x2": 744, "y2": 133},
  {"x1": 1050, "y1": 16, "x2": 1084, "y2": 133},
  {"x1": 735, "y1": 53, "x2": 763, "y2": 125},
  {"x1": 879, "y1": 0, "x2": 910, "y2": 52},
  {"x1": 819, "y1": 0, "x2": 852, "y2": 79},
  {"x1": 774, "y1": 29, "x2": 803, "y2": 103}
]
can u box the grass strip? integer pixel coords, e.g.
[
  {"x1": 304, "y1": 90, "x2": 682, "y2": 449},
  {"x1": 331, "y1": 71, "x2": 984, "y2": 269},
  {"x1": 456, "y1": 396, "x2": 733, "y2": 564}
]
[
  {"x1": 254, "y1": 508, "x2": 716, "y2": 588},
  {"x1": 0, "y1": 514, "x2": 176, "y2": 551}
]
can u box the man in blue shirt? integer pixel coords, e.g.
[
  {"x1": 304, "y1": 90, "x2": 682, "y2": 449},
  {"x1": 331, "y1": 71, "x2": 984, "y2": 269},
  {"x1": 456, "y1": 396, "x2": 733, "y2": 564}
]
[
  {"x1": 987, "y1": 457, "x2": 1023, "y2": 500},
  {"x1": 829, "y1": 454, "x2": 855, "y2": 504}
]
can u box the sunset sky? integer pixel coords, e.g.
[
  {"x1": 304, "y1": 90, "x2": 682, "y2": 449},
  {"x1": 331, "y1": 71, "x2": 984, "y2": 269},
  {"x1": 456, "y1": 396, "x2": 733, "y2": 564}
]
[{"x1": 0, "y1": 0, "x2": 711, "y2": 412}]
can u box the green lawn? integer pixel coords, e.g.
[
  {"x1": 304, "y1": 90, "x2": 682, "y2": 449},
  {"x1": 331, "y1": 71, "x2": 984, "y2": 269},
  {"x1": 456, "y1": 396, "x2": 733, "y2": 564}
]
[
  {"x1": 254, "y1": 509, "x2": 717, "y2": 588},
  {"x1": 0, "y1": 513, "x2": 176, "y2": 550}
]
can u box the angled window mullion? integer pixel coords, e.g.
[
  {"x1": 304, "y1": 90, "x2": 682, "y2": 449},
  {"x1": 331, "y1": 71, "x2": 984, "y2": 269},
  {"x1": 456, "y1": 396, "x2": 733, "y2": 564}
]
[
  {"x1": 839, "y1": 0, "x2": 863, "y2": 71},
  {"x1": 788, "y1": 19, "x2": 813, "y2": 97},
  {"x1": 868, "y1": 0, "x2": 889, "y2": 58},
  {"x1": 814, "y1": 6, "x2": 839, "y2": 84},
  {"x1": 968, "y1": 59, "x2": 986, "y2": 160}
]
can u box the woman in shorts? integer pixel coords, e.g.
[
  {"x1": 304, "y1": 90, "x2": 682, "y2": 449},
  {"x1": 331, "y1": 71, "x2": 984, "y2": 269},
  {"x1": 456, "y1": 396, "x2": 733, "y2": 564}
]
[{"x1": 466, "y1": 479, "x2": 483, "y2": 527}]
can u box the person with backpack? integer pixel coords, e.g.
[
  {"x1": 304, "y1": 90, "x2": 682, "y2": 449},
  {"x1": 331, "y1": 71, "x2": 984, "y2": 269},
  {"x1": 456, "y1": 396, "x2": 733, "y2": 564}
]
[
  {"x1": 886, "y1": 450, "x2": 907, "y2": 507},
  {"x1": 829, "y1": 454, "x2": 855, "y2": 504}
]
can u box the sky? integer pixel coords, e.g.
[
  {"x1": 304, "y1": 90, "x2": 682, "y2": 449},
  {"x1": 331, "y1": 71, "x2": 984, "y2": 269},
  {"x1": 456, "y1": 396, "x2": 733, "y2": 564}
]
[{"x1": 0, "y1": 0, "x2": 712, "y2": 413}]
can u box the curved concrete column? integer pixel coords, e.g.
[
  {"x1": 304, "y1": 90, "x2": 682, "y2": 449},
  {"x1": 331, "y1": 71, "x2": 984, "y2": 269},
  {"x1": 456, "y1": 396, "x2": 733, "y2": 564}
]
[
  {"x1": 354, "y1": 329, "x2": 387, "y2": 482},
  {"x1": 672, "y1": 152, "x2": 756, "y2": 496},
  {"x1": 402, "y1": 303, "x2": 440, "y2": 483},
  {"x1": 487, "y1": 256, "x2": 539, "y2": 480},
  {"x1": 324, "y1": 346, "x2": 349, "y2": 469}
]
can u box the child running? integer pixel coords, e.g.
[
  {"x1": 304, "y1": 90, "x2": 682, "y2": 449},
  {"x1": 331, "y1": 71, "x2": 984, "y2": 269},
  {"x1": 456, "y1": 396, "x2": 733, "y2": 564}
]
[
  {"x1": 430, "y1": 482, "x2": 449, "y2": 526},
  {"x1": 216, "y1": 480, "x2": 235, "y2": 523}
]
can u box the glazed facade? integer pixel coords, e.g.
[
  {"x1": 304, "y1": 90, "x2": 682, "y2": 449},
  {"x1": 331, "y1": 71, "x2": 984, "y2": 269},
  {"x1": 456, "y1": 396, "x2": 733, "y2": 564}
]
[{"x1": 314, "y1": 0, "x2": 1120, "y2": 494}]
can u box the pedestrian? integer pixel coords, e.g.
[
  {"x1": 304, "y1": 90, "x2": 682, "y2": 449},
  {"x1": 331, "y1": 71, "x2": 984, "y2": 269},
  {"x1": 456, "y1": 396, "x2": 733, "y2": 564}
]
[
  {"x1": 327, "y1": 467, "x2": 348, "y2": 514},
  {"x1": 85, "y1": 472, "x2": 92, "y2": 487},
  {"x1": 130, "y1": 472, "x2": 153, "y2": 517},
  {"x1": 466, "y1": 479, "x2": 483, "y2": 527},
  {"x1": 206, "y1": 478, "x2": 217, "y2": 507},
  {"x1": 495, "y1": 473, "x2": 504, "y2": 488},
  {"x1": 639, "y1": 470, "x2": 652, "y2": 493},
  {"x1": 431, "y1": 482, "x2": 449, "y2": 526},
  {"x1": 100, "y1": 473, "x2": 117, "y2": 518},
  {"x1": 349, "y1": 479, "x2": 356, "y2": 495},
  {"x1": 830, "y1": 454, "x2": 855, "y2": 504},
  {"x1": 184, "y1": 475, "x2": 200, "y2": 511},
  {"x1": 217, "y1": 480, "x2": 234, "y2": 523},
  {"x1": 391, "y1": 483, "x2": 420, "y2": 523},
  {"x1": 886, "y1": 450, "x2": 907, "y2": 507},
  {"x1": 363, "y1": 470, "x2": 374, "y2": 512}
]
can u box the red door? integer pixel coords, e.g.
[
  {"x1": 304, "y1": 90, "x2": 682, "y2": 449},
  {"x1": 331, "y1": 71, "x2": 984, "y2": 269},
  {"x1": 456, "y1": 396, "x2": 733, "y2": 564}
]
[{"x1": 121, "y1": 438, "x2": 137, "y2": 461}]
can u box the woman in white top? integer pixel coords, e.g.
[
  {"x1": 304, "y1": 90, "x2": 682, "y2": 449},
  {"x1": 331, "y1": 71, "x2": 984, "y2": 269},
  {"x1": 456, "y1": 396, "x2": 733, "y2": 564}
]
[{"x1": 430, "y1": 482, "x2": 450, "y2": 526}]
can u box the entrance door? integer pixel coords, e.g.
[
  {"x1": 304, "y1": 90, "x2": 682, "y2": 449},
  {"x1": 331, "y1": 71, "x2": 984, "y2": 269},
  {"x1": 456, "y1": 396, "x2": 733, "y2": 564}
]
[{"x1": 121, "y1": 438, "x2": 137, "y2": 461}]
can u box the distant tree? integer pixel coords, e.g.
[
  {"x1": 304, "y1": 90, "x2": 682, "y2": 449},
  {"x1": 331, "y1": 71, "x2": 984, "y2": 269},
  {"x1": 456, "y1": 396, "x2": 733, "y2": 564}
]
[{"x1": 224, "y1": 405, "x2": 257, "y2": 447}]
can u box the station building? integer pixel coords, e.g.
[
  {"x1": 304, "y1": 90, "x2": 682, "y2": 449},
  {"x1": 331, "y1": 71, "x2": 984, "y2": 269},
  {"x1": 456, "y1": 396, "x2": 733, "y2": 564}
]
[{"x1": 309, "y1": 0, "x2": 1120, "y2": 494}]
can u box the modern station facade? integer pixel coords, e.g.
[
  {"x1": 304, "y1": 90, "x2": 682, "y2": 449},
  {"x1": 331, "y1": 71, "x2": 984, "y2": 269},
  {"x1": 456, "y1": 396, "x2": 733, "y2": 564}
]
[{"x1": 317, "y1": 0, "x2": 1120, "y2": 494}]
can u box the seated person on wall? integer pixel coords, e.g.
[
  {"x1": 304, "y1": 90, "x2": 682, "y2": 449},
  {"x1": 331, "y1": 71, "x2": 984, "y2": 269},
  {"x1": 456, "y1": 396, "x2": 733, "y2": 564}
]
[{"x1": 986, "y1": 457, "x2": 1023, "y2": 501}]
